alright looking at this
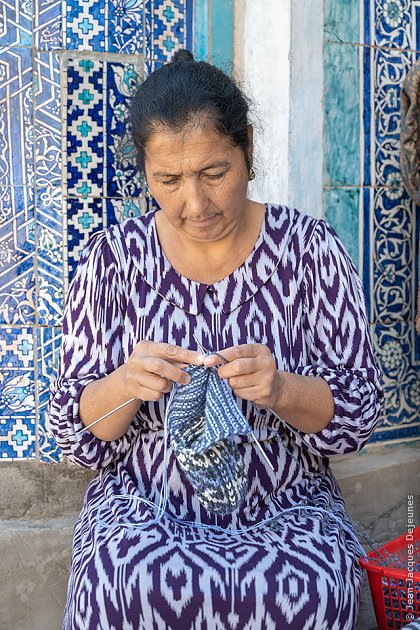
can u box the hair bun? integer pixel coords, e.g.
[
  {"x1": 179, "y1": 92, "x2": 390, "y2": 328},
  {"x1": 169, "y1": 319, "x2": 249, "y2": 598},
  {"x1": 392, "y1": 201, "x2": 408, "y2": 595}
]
[{"x1": 172, "y1": 49, "x2": 195, "y2": 63}]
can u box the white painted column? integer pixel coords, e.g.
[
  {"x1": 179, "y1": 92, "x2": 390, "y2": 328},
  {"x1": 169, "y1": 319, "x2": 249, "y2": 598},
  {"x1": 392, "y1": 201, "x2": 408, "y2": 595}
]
[
  {"x1": 234, "y1": 0, "x2": 291, "y2": 206},
  {"x1": 234, "y1": 0, "x2": 324, "y2": 218},
  {"x1": 289, "y1": 0, "x2": 324, "y2": 219}
]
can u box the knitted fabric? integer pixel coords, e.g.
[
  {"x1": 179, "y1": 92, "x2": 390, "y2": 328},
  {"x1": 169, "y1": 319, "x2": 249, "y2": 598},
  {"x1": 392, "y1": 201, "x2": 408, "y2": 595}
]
[{"x1": 167, "y1": 365, "x2": 252, "y2": 515}]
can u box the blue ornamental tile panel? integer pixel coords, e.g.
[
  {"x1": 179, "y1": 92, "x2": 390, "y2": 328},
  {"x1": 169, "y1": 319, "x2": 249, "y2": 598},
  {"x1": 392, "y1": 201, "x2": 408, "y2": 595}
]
[
  {"x1": 65, "y1": 0, "x2": 106, "y2": 51},
  {"x1": 0, "y1": 326, "x2": 36, "y2": 459},
  {"x1": 370, "y1": 321, "x2": 420, "y2": 443},
  {"x1": 374, "y1": 0, "x2": 413, "y2": 50},
  {"x1": 372, "y1": 187, "x2": 413, "y2": 324},
  {"x1": 106, "y1": 60, "x2": 144, "y2": 198},
  {"x1": 34, "y1": 0, "x2": 62, "y2": 50},
  {"x1": 37, "y1": 327, "x2": 62, "y2": 463},
  {"x1": 0, "y1": 47, "x2": 33, "y2": 187},
  {"x1": 373, "y1": 47, "x2": 414, "y2": 189},
  {"x1": 67, "y1": 198, "x2": 104, "y2": 281},
  {"x1": 34, "y1": 52, "x2": 61, "y2": 189},
  {"x1": 108, "y1": 0, "x2": 144, "y2": 54},
  {"x1": 106, "y1": 197, "x2": 145, "y2": 224},
  {"x1": 0, "y1": 0, "x2": 32, "y2": 46},
  {"x1": 145, "y1": 0, "x2": 193, "y2": 61},
  {"x1": 36, "y1": 188, "x2": 64, "y2": 326},
  {"x1": 66, "y1": 56, "x2": 104, "y2": 198},
  {"x1": 0, "y1": 186, "x2": 35, "y2": 325}
]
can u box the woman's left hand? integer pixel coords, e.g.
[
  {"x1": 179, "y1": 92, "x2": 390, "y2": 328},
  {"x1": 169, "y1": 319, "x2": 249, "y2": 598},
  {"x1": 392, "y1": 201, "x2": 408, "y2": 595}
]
[{"x1": 203, "y1": 344, "x2": 284, "y2": 409}]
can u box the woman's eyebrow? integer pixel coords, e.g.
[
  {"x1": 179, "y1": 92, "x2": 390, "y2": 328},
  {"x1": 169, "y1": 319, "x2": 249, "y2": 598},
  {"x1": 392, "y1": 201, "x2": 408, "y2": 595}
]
[{"x1": 153, "y1": 161, "x2": 231, "y2": 177}]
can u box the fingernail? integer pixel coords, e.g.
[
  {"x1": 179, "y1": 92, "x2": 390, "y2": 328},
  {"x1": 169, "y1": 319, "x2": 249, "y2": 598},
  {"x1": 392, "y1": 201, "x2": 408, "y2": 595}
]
[{"x1": 183, "y1": 375, "x2": 191, "y2": 385}]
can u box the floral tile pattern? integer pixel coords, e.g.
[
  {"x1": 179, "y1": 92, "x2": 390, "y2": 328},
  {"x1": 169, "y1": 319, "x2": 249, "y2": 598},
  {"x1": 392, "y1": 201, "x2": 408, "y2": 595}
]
[
  {"x1": 37, "y1": 327, "x2": 62, "y2": 462},
  {"x1": 0, "y1": 47, "x2": 33, "y2": 187},
  {"x1": 0, "y1": 326, "x2": 36, "y2": 459},
  {"x1": 34, "y1": 0, "x2": 63, "y2": 50},
  {"x1": 363, "y1": 0, "x2": 419, "y2": 442},
  {"x1": 0, "y1": 186, "x2": 35, "y2": 325}
]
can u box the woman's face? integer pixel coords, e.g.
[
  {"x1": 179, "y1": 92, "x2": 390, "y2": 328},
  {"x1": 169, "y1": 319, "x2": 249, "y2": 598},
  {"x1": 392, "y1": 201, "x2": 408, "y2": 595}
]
[{"x1": 144, "y1": 124, "x2": 250, "y2": 243}]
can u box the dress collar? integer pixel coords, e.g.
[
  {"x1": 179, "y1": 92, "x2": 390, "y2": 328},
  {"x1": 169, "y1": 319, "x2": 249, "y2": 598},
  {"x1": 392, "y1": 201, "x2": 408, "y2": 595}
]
[{"x1": 121, "y1": 204, "x2": 294, "y2": 315}]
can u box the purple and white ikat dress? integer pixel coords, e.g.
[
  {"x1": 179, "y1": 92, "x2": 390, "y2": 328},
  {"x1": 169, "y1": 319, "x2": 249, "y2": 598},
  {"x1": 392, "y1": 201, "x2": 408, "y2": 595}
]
[{"x1": 49, "y1": 204, "x2": 383, "y2": 630}]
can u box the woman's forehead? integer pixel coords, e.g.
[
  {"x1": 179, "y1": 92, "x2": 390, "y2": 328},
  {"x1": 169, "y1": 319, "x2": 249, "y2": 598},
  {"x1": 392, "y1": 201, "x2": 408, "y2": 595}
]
[{"x1": 145, "y1": 125, "x2": 237, "y2": 167}]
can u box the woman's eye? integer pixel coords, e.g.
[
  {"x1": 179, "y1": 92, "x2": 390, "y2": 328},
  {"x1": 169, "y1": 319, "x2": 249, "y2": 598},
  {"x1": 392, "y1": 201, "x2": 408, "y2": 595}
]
[
  {"x1": 161, "y1": 179, "x2": 178, "y2": 186},
  {"x1": 205, "y1": 173, "x2": 224, "y2": 180}
]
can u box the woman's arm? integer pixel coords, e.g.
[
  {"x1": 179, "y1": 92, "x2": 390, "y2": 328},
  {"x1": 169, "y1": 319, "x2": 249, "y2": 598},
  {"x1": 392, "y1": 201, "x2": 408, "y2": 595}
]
[{"x1": 203, "y1": 344, "x2": 334, "y2": 434}]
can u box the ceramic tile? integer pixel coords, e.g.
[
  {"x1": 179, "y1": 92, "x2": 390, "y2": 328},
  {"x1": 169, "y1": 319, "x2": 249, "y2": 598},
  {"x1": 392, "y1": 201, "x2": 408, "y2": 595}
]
[
  {"x1": 373, "y1": 47, "x2": 415, "y2": 188},
  {"x1": 0, "y1": 326, "x2": 36, "y2": 459},
  {"x1": 373, "y1": 0, "x2": 415, "y2": 50},
  {"x1": 65, "y1": 56, "x2": 104, "y2": 198},
  {"x1": 324, "y1": 0, "x2": 361, "y2": 45},
  {"x1": 108, "y1": 0, "x2": 144, "y2": 54},
  {"x1": 324, "y1": 187, "x2": 360, "y2": 270},
  {"x1": 0, "y1": 0, "x2": 32, "y2": 46},
  {"x1": 67, "y1": 197, "x2": 104, "y2": 281},
  {"x1": 66, "y1": 0, "x2": 106, "y2": 51},
  {"x1": 0, "y1": 186, "x2": 35, "y2": 325},
  {"x1": 0, "y1": 47, "x2": 33, "y2": 187},
  {"x1": 324, "y1": 43, "x2": 361, "y2": 187},
  {"x1": 34, "y1": 0, "x2": 62, "y2": 50},
  {"x1": 145, "y1": 0, "x2": 193, "y2": 61},
  {"x1": 370, "y1": 321, "x2": 420, "y2": 442},
  {"x1": 106, "y1": 59, "x2": 144, "y2": 197},
  {"x1": 36, "y1": 327, "x2": 62, "y2": 462},
  {"x1": 371, "y1": 188, "x2": 416, "y2": 323},
  {"x1": 106, "y1": 197, "x2": 146, "y2": 224},
  {"x1": 34, "y1": 52, "x2": 61, "y2": 189},
  {"x1": 36, "y1": 188, "x2": 64, "y2": 326},
  {"x1": 209, "y1": 0, "x2": 233, "y2": 68}
]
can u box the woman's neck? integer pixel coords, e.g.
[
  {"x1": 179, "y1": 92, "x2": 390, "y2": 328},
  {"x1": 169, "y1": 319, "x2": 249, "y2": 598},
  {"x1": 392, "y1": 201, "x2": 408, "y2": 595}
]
[{"x1": 155, "y1": 201, "x2": 266, "y2": 284}]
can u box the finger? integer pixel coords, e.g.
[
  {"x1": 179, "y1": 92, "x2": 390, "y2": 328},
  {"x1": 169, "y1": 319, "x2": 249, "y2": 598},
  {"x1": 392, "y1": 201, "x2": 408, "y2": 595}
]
[
  {"x1": 203, "y1": 344, "x2": 260, "y2": 367},
  {"x1": 135, "y1": 372, "x2": 175, "y2": 393},
  {"x1": 137, "y1": 386, "x2": 167, "y2": 402},
  {"x1": 138, "y1": 357, "x2": 192, "y2": 385},
  {"x1": 226, "y1": 373, "x2": 261, "y2": 391},
  {"x1": 216, "y1": 358, "x2": 258, "y2": 379},
  {"x1": 229, "y1": 384, "x2": 263, "y2": 404},
  {"x1": 140, "y1": 342, "x2": 205, "y2": 366}
]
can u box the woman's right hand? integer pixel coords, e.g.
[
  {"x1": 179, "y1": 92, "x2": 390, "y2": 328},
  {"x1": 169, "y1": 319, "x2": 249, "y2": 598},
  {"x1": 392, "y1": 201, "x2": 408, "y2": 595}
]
[{"x1": 122, "y1": 341, "x2": 205, "y2": 402}]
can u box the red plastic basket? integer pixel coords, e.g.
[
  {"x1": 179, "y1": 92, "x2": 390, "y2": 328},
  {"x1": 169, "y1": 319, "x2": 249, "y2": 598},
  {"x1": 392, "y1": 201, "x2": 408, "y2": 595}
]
[{"x1": 359, "y1": 526, "x2": 420, "y2": 629}]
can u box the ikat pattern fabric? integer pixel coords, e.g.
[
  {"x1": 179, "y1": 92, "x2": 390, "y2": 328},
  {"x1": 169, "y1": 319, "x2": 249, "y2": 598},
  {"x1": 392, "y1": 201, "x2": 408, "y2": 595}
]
[{"x1": 49, "y1": 204, "x2": 383, "y2": 628}]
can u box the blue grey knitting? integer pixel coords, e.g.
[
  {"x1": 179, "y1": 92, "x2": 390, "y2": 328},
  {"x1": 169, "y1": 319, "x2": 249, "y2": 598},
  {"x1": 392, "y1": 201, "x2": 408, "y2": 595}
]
[{"x1": 167, "y1": 364, "x2": 252, "y2": 515}]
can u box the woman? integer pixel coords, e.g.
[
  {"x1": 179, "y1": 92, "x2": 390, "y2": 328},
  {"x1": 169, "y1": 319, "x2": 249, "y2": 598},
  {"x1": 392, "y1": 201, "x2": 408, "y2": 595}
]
[{"x1": 50, "y1": 49, "x2": 383, "y2": 629}]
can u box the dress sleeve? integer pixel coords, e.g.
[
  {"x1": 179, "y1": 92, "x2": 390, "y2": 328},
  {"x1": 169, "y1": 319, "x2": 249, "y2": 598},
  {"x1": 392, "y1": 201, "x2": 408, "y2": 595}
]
[
  {"x1": 289, "y1": 220, "x2": 383, "y2": 457},
  {"x1": 48, "y1": 230, "x2": 140, "y2": 469}
]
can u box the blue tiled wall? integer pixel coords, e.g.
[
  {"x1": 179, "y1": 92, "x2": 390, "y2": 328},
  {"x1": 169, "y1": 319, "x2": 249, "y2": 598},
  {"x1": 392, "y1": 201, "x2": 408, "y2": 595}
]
[
  {"x1": 324, "y1": 0, "x2": 420, "y2": 442},
  {"x1": 0, "y1": 0, "x2": 193, "y2": 461}
]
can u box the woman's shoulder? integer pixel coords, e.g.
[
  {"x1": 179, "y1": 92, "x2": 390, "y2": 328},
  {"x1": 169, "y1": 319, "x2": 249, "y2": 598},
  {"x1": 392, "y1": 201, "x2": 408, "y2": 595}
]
[
  {"x1": 99, "y1": 211, "x2": 155, "y2": 265},
  {"x1": 265, "y1": 203, "x2": 330, "y2": 251}
]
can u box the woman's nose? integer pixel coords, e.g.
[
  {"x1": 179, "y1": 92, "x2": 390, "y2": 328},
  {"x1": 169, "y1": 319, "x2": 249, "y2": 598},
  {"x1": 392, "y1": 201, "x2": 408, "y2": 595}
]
[{"x1": 184, "y1": 181, "x2": 209, "y2": 216}]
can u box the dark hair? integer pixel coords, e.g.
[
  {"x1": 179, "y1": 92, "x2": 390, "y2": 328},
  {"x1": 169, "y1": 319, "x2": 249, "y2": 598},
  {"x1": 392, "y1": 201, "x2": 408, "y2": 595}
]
[{"x1": 129, "y1": 49, "x2": 251, "y2": 173}]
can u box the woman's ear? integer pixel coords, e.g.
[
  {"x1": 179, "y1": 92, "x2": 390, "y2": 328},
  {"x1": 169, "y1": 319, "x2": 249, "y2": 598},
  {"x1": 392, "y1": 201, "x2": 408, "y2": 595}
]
[{"x1": 247, "y1": 124, "x2": 254, "y2": 166}]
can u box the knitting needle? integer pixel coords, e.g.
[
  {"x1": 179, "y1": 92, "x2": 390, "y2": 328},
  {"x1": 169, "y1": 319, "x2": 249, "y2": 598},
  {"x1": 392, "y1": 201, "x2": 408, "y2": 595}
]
[
  {"x1": 74, "y1": 397, "x2": 137, "y2": 435},
  {"x1": 193, "y1": 334, "x2": 208, "y2": 355},
  {"x1": 251, "y1": 432, "x2": 275, "y2": 471}
]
